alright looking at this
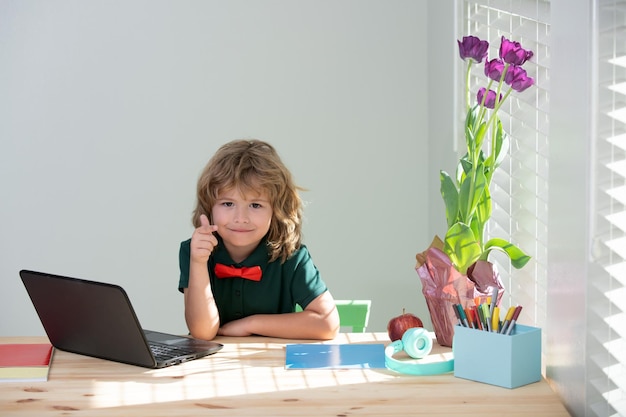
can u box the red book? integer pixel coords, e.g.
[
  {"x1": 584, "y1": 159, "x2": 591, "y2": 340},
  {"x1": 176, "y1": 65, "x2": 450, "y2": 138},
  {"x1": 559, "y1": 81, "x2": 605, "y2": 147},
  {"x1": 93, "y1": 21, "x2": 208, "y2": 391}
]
[{"x1": 0, "y1": 343, "x2": 54, "y2": 382}]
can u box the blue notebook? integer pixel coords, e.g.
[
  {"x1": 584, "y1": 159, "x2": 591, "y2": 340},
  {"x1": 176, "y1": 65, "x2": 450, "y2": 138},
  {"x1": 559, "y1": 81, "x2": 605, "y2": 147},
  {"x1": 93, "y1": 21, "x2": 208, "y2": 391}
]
[{"x1": 285, "y1": 343, "x2": 386, "y2": 369}]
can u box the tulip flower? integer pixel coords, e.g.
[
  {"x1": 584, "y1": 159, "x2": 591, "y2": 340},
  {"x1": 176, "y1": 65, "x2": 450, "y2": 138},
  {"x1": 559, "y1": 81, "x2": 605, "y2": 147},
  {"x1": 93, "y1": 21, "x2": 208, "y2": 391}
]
[
  {"x1": 505, "y1": 65, "x2": 535, "y2": 92},
  {"x1": 458, "y1": 35, "x2": 489, "y2": 63},
  {"x1": 484, "y1": 59, "x2": 505, "y2": 82},
  {"x1": 477, "y1": 87, "x2": 501, "y2": 109},
  {"x1": 499, "y1": 36, "x2": 533, "y2": 66}
]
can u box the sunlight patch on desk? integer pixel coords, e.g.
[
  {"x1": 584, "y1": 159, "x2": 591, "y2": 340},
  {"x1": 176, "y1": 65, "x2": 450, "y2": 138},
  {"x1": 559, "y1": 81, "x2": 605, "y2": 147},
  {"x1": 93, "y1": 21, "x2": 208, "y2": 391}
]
[{"x1": 88, "y1": 336, "x2": 394, "y2": 409}]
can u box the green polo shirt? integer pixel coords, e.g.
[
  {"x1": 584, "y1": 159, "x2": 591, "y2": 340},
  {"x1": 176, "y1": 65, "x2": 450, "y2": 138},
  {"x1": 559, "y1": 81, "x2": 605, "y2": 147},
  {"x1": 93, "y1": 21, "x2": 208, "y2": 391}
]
[{"x1": 178, "y1": 237, "x2": 328, "y2": 325}]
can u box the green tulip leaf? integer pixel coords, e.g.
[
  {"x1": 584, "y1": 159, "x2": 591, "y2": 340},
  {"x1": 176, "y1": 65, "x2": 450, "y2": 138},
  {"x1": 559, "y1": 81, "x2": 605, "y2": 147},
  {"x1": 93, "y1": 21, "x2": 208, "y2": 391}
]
[
  {"x1": 473, "y1": 122, "x2": 488, "y2": 151},
  {"x1": 485, "y1": 119, "x2": 509, "y2": 178},
  {"x1": 440, "y1": 171, "x2": 459, "y2": 228},
  {"x1": 465, "y1": 106, "x2": 480, "y2": 153},
  {"x1": 458, "y1": 165, "x2": 487, "y2": 222},
  {"x1": 474, "y1": 185, "x2": 491, "y2": 238},
  {"x1": 444, "y1": 223, "x2": 482, "y2": 274},
  {"x1": 459, "y1": 155, "x2": 472, "y2": 178},
  {"x1": 492, "y1": 120, "x2": 509, "y2": 168},
  {"x1": 468, "y1": 218, "x2": 482, "y2": 248},
  {"x1": 482, "y1": 238, "x2": 532, "y2": 269}
]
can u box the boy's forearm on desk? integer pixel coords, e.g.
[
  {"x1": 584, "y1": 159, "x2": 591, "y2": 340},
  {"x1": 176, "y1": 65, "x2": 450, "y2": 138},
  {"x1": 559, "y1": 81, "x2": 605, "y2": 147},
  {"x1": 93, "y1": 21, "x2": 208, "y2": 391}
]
[{"x1": 221, "y1": 312, "x2": 338, "y2": 340}]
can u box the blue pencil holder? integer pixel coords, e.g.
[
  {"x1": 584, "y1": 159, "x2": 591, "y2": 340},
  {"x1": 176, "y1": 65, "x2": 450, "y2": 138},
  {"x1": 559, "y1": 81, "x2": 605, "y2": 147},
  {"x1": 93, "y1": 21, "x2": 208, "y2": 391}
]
[{"x1": 452, "y1": 324, "x2": 541, "y2": 389}]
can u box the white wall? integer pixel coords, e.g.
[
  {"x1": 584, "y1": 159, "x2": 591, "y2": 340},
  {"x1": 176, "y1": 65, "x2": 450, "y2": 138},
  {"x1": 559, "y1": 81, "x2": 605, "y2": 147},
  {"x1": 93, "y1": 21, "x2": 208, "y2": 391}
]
[{"x1": 0, "y1": 0, "x2": 432, "y2": 336}]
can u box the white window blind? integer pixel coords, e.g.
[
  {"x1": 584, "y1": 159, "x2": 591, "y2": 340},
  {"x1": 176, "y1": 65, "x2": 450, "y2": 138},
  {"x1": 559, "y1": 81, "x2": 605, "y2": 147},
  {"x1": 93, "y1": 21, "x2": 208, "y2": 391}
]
[
  {"x1": 590, "y1": 1, "x2": 626, "y2": 415},
  {"x1": 459, "y1": 0, "x2": 550, "y2": 351}
]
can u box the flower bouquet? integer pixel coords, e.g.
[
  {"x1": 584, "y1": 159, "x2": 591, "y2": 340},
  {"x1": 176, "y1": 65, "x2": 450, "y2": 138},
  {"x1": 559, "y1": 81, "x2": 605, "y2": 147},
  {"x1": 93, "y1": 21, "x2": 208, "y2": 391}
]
[{"x1": 417, "y1": 35, "x2": 534, "y2": 347}]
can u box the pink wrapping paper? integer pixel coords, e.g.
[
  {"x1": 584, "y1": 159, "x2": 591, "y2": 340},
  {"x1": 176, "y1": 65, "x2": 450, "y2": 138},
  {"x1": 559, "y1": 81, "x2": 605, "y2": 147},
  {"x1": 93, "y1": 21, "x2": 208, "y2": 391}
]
[{"x1": 416, "y1": 245, "x2": 504, "y2": 347}]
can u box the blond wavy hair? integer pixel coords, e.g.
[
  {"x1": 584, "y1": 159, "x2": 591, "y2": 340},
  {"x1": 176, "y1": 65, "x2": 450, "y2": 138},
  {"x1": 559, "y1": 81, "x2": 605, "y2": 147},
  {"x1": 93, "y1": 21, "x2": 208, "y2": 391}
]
[{"x1": 192, "y1": 139, "x2": 304, "y2": 263}]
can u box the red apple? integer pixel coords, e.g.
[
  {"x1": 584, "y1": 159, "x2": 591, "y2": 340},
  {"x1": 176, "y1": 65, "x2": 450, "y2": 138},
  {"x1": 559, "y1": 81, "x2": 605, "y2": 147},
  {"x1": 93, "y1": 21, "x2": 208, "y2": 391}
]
[{"x1": 387, "y1": 308, "x2": 423, "y2": 341}]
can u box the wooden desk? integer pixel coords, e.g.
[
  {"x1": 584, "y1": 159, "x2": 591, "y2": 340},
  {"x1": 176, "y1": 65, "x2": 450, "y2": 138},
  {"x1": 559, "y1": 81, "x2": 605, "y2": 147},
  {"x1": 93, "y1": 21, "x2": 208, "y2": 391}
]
[{"x1": 0, "y1": 333, "x2": 569, "y2": 416}]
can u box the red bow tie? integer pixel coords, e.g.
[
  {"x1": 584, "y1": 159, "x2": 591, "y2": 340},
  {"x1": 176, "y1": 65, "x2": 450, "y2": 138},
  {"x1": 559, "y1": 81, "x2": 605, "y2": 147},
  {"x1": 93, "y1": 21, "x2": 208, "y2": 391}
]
[{"x1": 214, "y1": 263, "x2": 262, "y2": 281}]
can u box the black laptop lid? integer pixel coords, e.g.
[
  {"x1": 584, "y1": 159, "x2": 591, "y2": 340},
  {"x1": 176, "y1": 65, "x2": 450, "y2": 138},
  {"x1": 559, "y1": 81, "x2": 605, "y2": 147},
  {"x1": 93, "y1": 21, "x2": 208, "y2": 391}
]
[{"x1": 20, "y1": 270, "x2": 157, "y2": 368}]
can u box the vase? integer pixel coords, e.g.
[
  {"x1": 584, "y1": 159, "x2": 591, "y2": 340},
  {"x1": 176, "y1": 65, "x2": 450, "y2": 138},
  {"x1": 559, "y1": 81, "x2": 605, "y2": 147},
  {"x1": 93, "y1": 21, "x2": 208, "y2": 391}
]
[{"x1": 416, "y1": 244, "x2": 503, "y2": 347}]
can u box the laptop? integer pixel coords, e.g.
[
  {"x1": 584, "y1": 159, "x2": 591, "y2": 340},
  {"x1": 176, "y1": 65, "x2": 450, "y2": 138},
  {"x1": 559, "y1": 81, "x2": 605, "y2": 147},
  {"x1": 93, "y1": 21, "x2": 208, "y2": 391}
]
[{"x1": 19, "y1": 269, "x2": 223, "y2": 369}]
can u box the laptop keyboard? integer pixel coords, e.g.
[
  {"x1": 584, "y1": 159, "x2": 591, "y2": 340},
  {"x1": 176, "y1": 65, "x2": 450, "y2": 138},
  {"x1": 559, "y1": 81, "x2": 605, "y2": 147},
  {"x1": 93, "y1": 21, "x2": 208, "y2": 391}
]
[{"x1": 149, "y1": 342, "x2": 197, "y2": 361}]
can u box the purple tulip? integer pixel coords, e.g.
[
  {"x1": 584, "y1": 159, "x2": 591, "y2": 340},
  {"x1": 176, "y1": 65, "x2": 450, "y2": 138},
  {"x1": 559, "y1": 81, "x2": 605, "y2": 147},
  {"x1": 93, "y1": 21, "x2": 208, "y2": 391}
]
[
  {"x1": 484, "y1": 59, "x2": 505, "y2": 82},
  {"x1": 477, "y1": 87, "x2": 501, "y2": 109},
  {"x1": 458, "y1": 35, "x2": 489, "y2": 63},
  {"x1": 499, "y1": 36, "x2": 533, "y2": 66},
  {"x1": 504, "y1": 65, "x2": 535, "y2": 92}
]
